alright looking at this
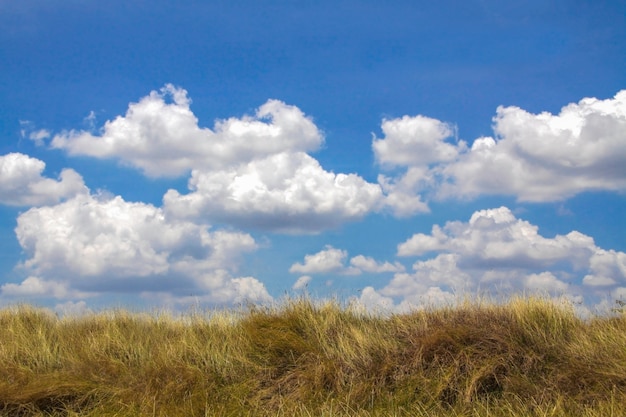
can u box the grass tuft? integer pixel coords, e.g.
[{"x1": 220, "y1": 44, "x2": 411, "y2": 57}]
[{"x1": 0, "y1": 297, "x2": 625, "y2": 416}]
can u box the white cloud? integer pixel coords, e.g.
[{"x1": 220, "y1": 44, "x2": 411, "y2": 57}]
[
  {"x1": 397, "y1": 207, "x2": 596, "y2": 270},
  {"x1": 17, "y1": 194, "x2": 179, "y2": 278},
  {"x1": 164, "y1": 151, "x2": 383, "y2": 233},
  {"x1": 10, "y1": 193, "x2": 270, "y2": 305},
  {"x1": 292, "y1": 275, "x2": 312, "y2": 290},
  {"x1": 54, "y1": 300, "x2": 92, "y2": 317},
  {"x1": 525, "y1": 272, "x2": 569, "y2": 293},
  {"x1": 360, "y1": 206, "x2": 626, "y2": 311},
  {"x1": 372, "y1": 115, "x2": 465, "y2": 167},
  {"x1": 377, "y1": 167, "x2": 431, "y2": 217},
  {"x1": 19, "y1": 120, "x2": 50, "y2": 146},
  {"x1": 441, "y1": 90, "x2": 626, "y2": 201},
  {"x1": 83, "y1": 111, "x2": 97, "y2": 131},
  {"x1": 381, "y1": 254, "x2": 472, "y2": 300},
  {"x1": 290, "y1": 245, "x2": 403, "y2": 276},
  {"x1": 51, "y1": 85, "x2": 383, "y2": 233},
  {"x1": 371, "y1": 114, "x2": 467, "y2": 216},
  {"x1": 0, "y1": 153, "x2": 87, "y2": 206},
  {"x1": 1, "y1": 276, "x2": 92, "y2": 299},
  {"x1": 29, "y1": 129, "x2": 50, "y2": 146},
  {"x1": 356, "y1": 285, "x2": 456, "y2": 314},
  {"x1": 373, "y1": 90, "x2": 626, "y2": 212},
  {"x1": 289, "y1": 245, "x2": 355, "y2": 275},
  {"x1": 140, "y1": 276, "x2": 272, "y2": 308},
  {"x1": 197, "y1": 275, "x2": 272, "y2": 305},
  {"x1": 583, "y1": 249, "x2": 626, "y2": 287},
  {"x1": 51, "y1": 84, "x2": 324, "y2": 178},
  {"x1": 349, "y1": 255, "x2": 404, "y2": 273},
  {"x1": 354, "y1": 286, "x2": 395, "y2": 312}
]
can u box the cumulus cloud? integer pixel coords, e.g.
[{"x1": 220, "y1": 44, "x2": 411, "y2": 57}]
[
  {"x1": 139, "y1": 275, "x2": 272, "y2": 308},
  {"x1": 375, "y1": 254, "x2": 471, "y2": 310},
  {"x1": 289, "y1": 245, "x2": 356, "y2": 275},
  {"x1": 164, "y1": 152, "x2": 383, "y2": 233},
  {"x1": 373, "y1": 90, "x2": 626, "y2": 214},
  {"x1": 440, "y1": 92, "x2": 626, "y2": 200},
  {"x1": 397, "y1": 206, "x2": 596, "y2": 270},
  {"x1": 583, "y1": 249, "x2": 626, "y2": 287},
  {"x1": 349, "y1": 255, "x2": 404, "y2": 273},
  {"x1": 355, "y1": 286, "x2": 395, "y2": 312},
  {"x1": 290, "y1": 245, "x2": 403, "y2": 276},
  {"x1": 356, "y1": 285, "x2": 456, "y2": 313},
  {"x1": 292, "y1": 275, "x2": 312, "y2": 290},
  {"x1": 372, "y1": 115, "x2": 465, "y2": 216},
  {"x1": 9, "y1": 193, "x2": 270, "y2": 305},
  {"x1": 50, "y1": 85, "x2": 383, "y2": 233},
  {"x1": 373, "y1": 115, "x2": 464, "y2": 167},
  {"x1": 0, "y1": 153, "x2": 87, "y2": 206},
  {"x1": 51, "y1": 84, "x2": 324, "y2": 177},
  {"x1": 1, "y1": 276, "x2": 92, "y2": 299},
  {"x1": 525, "y1": 272, "x2": 569, "y2": 293},
  {"x1": 377, "y1": 167, "x2": 431, "y2": 217},
  {"x1": 444, "y1": 91, "x2": 626, "y2": 200},
  {"x1": 359, "y1": 207, "x2": 626, "y2": 312}
]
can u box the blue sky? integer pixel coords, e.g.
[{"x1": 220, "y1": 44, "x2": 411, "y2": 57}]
[{"x1": 1, "y1": 0, "x2": 625, "y2": 315}]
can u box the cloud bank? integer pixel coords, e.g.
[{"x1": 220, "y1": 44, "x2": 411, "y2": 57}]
[
  {"x1": 359, "y1": 207, "x2": 626, "y2": 312},
  {"x1": 52, "y1": 85, "x2": 384, "y2": 233},
  {"x1": 1, "y1": 86, "x2": 624, "y2": 311},
  {"x1": 46, "y1": 86, "x2": 626, "y2": 227},
  {"x1": 374, "y1": 90, "x2": 626, "y2": 215},
  {"x1": 6, "y1": 193, "x2": 271, "y2": 306}
]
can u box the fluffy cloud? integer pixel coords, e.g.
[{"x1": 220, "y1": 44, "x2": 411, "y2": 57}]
[
  {"x1": 356, "y1": 285, "x2": 456, "y2": 313},
  {"x1": 372, "y1": 116, "x2": 465, "y2": 217},
  {"x1": 290, "y1": 245, "x2": 403, "y2": 276},
  {"x1": 373, "y1": 115, "x2": 465, "y2": 167},
  {"x1": 440, "y1": 91, "x2": 626, "y2": 200},
  {"x1": 51, "y1": 84, "x2": 324, "y2": 177},
  {"x1": 377, "y1": 167, "x2": 431, "y2": 217},
  {"x1": 584, "y1": 249, "x2": 626, "y2": 287},
  {"x1": 1, "y1": 276, "x2": 92, "y2": 299},
  {"x1": 292, "y1": 275, "x2": 312, "y2": 290},
  {"x1": 349, "y1": 255, "x2": 404, "y2": 273},
  {"x1": 9, "y1": 193, "x2": 270, "y2": 305},
  {"x1": 397, "y1": 206, "x2": 596, "y2": 269},
  {"x1": 359, "y1": 207, "x2": 626, "y2": 311},
  {"x1": 164, "y1": 152, "x2": 383, "y2": 233},
  {"x1": 51, "y1": 85, "x2": 383, "y2": 233},
  {"x1": 525, "y1": 272, "x2": 569, "y2": 293},
  {"x1": 138, "y1": 275, "x2": 272, "y2": 307},
  {"x1": 448, "y1": 91, "x2": 626, "y2": 200},
  {"x1": 374, "y1": 90, "x2": 626, "y2": 213},
  {"x1": 289, "y1": 245, "x2": 356, "y2": 275},
  {"x1": 0, "y1": 153, "x2": 87, "y2": 206}
]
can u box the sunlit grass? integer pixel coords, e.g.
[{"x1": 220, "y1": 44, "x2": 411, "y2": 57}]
[{"x1": 0, "y1": 296, "x2": 625, "y2": 416}]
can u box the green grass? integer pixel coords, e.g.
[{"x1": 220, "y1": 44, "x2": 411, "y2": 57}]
[{"x1": 0, "y1": 296, "x2": 625, "y2": 416}]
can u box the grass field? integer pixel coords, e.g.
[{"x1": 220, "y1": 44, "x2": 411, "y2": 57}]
[{"x1": 1, "y1": 296, "x2": 625, "y2": 416}]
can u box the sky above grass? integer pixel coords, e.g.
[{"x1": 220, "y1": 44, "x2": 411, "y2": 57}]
[{"x1": 1, "y1": 0, "x2": 625, "y2": 315}]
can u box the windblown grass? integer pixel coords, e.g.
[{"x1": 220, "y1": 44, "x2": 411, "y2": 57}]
[{"x1": 0, "y1": 297, "x2": 625, "y2": 416}]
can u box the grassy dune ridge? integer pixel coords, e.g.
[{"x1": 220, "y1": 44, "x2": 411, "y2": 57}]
[{"x1": 0, "y1": 297, "x2": 625, "y2": 416}]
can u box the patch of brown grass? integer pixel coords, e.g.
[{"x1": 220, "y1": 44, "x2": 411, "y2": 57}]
[{"x1": 0, "y1": 297, "x2": 625, "y2": 416}]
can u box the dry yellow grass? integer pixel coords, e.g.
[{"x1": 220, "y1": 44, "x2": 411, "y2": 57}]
[{"x1": 0, "y1": 296, "x2": 625, "y2": 416}]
